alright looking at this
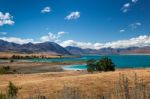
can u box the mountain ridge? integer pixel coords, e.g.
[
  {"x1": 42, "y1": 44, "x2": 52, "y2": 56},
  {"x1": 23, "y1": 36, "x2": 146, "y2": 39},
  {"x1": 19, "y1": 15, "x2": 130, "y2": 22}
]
[
  {"x1": 0, "y1": 40, "x2": 71, "y2": 55},
  {"x1": 1, "y1": 40, "x2": 150, "y2": 55},
  {"x1": 65, "y1": 46, "x2": 150, "y2": 55}
]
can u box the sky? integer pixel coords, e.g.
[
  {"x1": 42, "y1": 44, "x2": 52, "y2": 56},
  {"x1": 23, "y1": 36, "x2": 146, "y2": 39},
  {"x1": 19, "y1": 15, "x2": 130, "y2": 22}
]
[{"x1": 0, "y1": 0, "x2": 150, "y2": 49}]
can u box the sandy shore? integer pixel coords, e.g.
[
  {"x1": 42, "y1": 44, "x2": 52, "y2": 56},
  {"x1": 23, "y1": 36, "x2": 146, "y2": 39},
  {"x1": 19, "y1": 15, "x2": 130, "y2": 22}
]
[{"x1": 0, "y1": 61, "x2": 85, "y2": 74}]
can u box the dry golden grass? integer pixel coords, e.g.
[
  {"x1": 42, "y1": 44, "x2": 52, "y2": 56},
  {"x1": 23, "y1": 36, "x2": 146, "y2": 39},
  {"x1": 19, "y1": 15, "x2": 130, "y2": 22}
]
[{"x1": 0, "y1": 69, "x2": 150, "y2": 98}]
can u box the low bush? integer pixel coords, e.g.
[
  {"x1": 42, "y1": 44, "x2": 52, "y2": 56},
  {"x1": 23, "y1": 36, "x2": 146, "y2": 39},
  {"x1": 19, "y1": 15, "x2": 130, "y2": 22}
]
[
  {"x1": 0, "y1": 66, "x2": 10, "y2": 74},
  {"x1": 10, "y1": 59, "x2": 14, "y2": 63},
  {"x1": 0, "y1": 66, "x2": 17, "y2": 74},
  {"x1": 7, "y1": 81, "x2": 20, "y2": 98}
]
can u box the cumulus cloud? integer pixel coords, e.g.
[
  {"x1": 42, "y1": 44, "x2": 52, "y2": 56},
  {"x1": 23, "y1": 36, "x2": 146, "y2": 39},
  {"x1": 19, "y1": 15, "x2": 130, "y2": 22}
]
[
  {"x1": 41, "y1": 6, "x2": 51, "y2": 13},
  {"x1": 40, "y1": 31, "x2": 67, "y2": 42},
  {"x1": 60, "y1": 35, "x2": 150, "y2": 49},
  {"x1": 65, "y1": 11, "x2": 80, "y2": 20},
  {"x1": 60, "y1": 40, "x2": 103, "y2": 49},
  {"x1": 0, "y1": 37, "x2": 34, "y2": 44},
  {"x1": 121, "y1": 3, "x2": 130, "y2": 13},
  {"x1": 102, "y1": 35, "x2": 150, "y2": 48},
  {"x1": 129, "y1": 22, "x2": 142, "y2": 29},
  {"x1": 0, "y1": 31, "x2": 67, "y2": 44},
  {"x1": 0, "y1": 12, "x2": 14, "y2": 26}
]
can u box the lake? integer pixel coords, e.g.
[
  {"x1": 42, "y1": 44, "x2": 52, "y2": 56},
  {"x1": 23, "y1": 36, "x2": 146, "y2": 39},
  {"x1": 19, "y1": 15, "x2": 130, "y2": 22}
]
[{"x1": 31, "y1": 55, "x2": 150, "y2": 70}]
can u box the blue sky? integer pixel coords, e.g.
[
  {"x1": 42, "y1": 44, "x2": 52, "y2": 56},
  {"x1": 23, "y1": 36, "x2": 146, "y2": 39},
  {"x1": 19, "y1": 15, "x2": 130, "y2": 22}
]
[{"x1": 0, "y1": 0, "x2": 150, "y2": 49}]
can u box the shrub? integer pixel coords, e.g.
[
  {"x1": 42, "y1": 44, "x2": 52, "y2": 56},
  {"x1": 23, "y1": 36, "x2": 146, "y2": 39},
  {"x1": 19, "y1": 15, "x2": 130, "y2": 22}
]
[
  {"x1": 0, "y1": 68, "x2": 7, "y2": 74},
  {"x1": 7, "y1": 81, "x2": 20, "y2": 98},
  {"x1": 0, "y1": 66, "x2": 9, "y2": 74},
  {"x1": 10, "y1": 59, "x2": 14, "y2": 63},
  {"x1": 0, "y1": 66, "x2": 11, "y2": 74},
  {"x1": 3, "y1": 66, "x2": 10, "y2": 71}
]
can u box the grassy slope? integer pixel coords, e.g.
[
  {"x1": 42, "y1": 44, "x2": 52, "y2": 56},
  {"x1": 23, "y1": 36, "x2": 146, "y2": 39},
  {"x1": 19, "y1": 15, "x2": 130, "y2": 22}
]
[{"x1": 0, "y1": 69, "x2": 149, "y2": 98}]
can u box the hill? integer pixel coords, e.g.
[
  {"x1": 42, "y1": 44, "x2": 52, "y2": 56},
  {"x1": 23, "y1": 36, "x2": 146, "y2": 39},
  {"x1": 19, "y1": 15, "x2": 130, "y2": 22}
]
[{"x1": 0, "y1": 40, "x2": 71, "y2": 55}]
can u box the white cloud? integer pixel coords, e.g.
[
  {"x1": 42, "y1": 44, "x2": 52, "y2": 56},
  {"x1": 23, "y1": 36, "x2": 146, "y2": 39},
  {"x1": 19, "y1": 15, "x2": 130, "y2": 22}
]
[
  {"x1": 121, "y1": 0, "x2": 139, "y2": 13},
  {"x1": 102, "y1": 35, "x2": 150, "y2": 48},
  {"x1": 0, "y1": 32, "x2": 7, "y2": 35},
  {"x1": 132, "y1": 0, "x2": 138, "y2": 3},
  {"x1": 120, "y1": 22, "x2": 141, "y2": 31},
  {"x1": 60, "y1": 40, "x2": 103, "y2": 49},
  {"x1": 0, "y1": 12, "x2": 14, "y2": 26},
  {"x1": 0, "y1": 31, "x2": 67, "y2": 44},
  {"x1": 119, "y1": 29, "x2": 125, "y2": 33},
  {"x1": 1, "y1": 35, "x2": 150, "y2": 49},
  {"x1": 0, "y1": 37, "x2": 34, "y2": 44},
  {"x1": 60, "y1": 35, "x2": 150, "y2": 49},
  {"x1": 65, "y1": 11, "x2": 80, "y2": 20},
  {"x1": 40, "y1": 31, "x2": 67, "y2": 42},
  {"x1": 41, "y1": 6, "x2": 51, "y2": 13},
  {"x1": 58, "y1": 31, "x2": 66, "y2": 35},
  {"x1": 124, "y1": 3, "x2": 130, "y2": 7},
  {"x1": 121, "y1": 3, "x2": 130, "y2": 13},
  {"x1": 129, "y1": 22, "x2": 142, "y2": 29}
]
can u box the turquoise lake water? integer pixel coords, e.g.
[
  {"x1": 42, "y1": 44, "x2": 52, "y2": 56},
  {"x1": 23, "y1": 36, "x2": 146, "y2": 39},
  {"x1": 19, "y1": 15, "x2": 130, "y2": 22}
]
[{"x1": 31, "y1": 55, "x2": 150, "y2": 70}]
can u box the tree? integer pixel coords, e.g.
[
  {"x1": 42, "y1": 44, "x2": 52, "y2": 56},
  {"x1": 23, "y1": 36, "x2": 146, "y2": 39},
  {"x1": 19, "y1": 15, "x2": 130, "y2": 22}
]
[
  {"x1": 96, "y1": 60, "x2": 104, "y2": 71},
  {"x1": 86, "y1": 59, "x2": 96, "y2": 73},
  {"x1": 96, "y1": 57, "x2": 115, "y2": 71},
  {"x1": 86, "y1": 57, "x2": 115, "y2": 73}
]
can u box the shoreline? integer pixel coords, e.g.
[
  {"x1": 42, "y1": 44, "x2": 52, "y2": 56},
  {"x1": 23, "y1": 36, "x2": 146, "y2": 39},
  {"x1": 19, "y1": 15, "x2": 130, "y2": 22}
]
[
  {"x1": 62, "y1": 64, "x2": 150, "y2": 71},
  {"x1": 1, "y1": 60, "x2": 150, "y2": 73},
  {"x1": 62, "y1": 66, "x2": 150, "y2": 71}
]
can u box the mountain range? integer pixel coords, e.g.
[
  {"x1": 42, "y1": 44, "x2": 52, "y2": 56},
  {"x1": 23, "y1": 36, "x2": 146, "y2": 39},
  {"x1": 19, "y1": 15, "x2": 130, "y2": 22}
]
[
  {"x1": 0, "y1": 40, "x2": 150, "y2": 55},
  {"x1": 65, "y1": 46, "x2": 150, "y2": 55},
  {"x1": 0, "y1": 40, "x2": 71, "y2": 55}
]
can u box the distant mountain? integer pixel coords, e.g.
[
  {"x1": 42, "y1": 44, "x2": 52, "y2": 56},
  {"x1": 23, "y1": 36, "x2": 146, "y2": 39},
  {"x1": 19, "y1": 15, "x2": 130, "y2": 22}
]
[
  {"x1": 0, "y1": 40, "x2": 20, "y2": 52},
  {"x1": 1, "y1": 39, "x2": 150, "y2": 55},
  {"x1": 65, "y1": 46, "x2": 150, "y2": 55},
  {"x1": 0, "y1": 40, "x2": 71, "y2": 55},
  {"x1": 65, "y1": 46, "x2": 103, "y2": 55},
  {"x1": 65, "y1": 46, "x2": 85, "y2": 55}
]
